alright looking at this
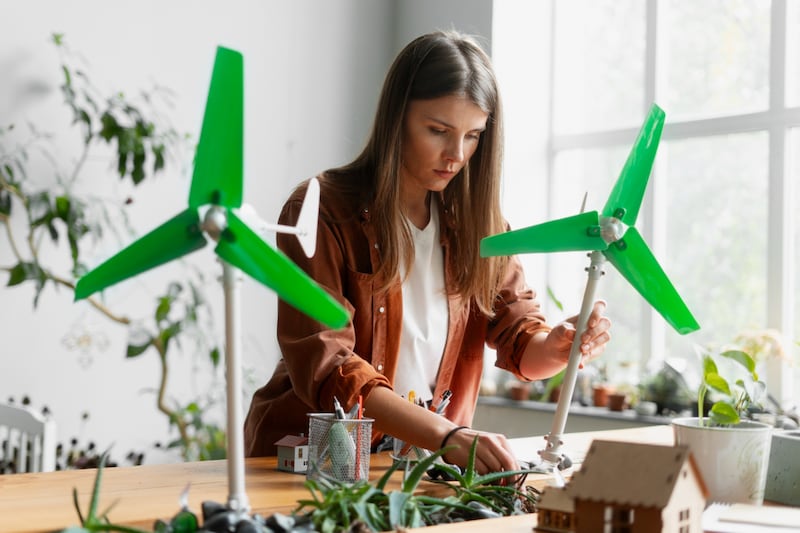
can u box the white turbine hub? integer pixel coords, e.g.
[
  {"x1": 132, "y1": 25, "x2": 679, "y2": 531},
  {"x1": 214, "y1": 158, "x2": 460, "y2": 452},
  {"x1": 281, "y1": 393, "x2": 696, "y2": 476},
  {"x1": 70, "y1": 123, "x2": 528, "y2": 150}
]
[
  {"x1": 203, "y1": 206, "x2": 228, "y2": 242},
  {"x1": 598, "y1": 215, "x2": 627, "y2": 244}
]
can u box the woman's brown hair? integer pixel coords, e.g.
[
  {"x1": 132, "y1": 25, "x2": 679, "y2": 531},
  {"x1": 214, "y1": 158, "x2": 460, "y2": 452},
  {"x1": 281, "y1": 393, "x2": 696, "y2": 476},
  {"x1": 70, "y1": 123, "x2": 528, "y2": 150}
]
[{"x1": 328, "y1": 30, "x2": 508, "y2": 316}]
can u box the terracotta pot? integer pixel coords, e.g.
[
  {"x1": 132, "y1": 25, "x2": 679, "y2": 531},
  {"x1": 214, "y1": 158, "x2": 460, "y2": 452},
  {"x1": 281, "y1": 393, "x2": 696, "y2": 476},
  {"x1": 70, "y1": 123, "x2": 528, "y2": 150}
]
[
  {"x1": 509, "y1": 382, "x2": 531, "y2": 401},
  {"x1": 592, "y1": 384, "x2": 611, "y2": 407},
  {"x1": 548, "y1": 384, "x2": 562, "y2": 403},
  {"x1": 607, "y1": 392, "x2": 627, "y2": 412}
]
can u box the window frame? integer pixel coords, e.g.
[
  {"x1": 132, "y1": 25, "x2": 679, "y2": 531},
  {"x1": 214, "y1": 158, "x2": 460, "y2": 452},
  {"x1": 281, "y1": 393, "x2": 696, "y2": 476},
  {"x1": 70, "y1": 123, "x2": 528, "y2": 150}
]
[{"x1": 544, "y1": 0, "x2": 797, "y2": 402}]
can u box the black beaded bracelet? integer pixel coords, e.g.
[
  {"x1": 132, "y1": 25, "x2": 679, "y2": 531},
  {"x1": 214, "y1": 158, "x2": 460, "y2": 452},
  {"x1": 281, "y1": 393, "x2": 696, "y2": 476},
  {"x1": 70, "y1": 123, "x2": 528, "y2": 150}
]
[{"x1": 440, "y1": 425, "x2": 469, "y2": 450}]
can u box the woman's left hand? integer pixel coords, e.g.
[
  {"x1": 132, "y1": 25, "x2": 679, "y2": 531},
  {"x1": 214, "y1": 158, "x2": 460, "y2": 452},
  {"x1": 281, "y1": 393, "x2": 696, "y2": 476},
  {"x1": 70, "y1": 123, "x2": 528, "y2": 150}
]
[{"x1": 545, "y1": 300, "x2": 611, "y2": 368}]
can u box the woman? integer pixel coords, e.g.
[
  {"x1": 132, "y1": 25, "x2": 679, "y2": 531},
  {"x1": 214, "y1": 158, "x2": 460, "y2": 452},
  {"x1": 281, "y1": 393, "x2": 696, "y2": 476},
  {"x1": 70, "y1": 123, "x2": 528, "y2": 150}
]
[{"x1": 244, "y1": 30, "x2": 610, "y2": 475}]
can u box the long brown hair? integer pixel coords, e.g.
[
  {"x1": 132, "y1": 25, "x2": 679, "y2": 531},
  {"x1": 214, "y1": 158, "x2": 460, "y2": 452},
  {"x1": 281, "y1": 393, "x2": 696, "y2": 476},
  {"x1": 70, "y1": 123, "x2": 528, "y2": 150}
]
[{"x1": 328, "y1": 30, "x2": 508, "y2": 316}]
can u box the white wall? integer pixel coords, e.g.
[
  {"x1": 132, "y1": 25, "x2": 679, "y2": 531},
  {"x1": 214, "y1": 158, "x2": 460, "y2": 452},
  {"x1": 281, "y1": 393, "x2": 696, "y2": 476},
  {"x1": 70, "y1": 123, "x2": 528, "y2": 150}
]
[{"x1": 0, "y1": 0, "x2": 500, "y2": 464}]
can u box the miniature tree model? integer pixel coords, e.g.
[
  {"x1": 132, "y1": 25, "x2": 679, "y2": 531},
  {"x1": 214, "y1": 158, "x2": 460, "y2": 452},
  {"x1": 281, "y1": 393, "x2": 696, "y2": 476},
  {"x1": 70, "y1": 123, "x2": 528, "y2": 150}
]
[
  {"x1": 74, "y1": 46, "x2": 349, "y2": 529},
  {"x1": 481, "y1": 104, "x2": 700, "y2": 473}
]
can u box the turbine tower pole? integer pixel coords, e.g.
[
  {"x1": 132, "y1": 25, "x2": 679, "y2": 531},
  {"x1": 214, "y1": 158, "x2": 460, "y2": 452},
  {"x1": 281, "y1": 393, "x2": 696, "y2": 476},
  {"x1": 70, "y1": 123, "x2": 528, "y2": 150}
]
[
  {"x1": 539, "y1": 250, "x2": 606, "y2": 469},
  {"x1": 222, "y1": 260, "x2": 249, "y2": 514}
]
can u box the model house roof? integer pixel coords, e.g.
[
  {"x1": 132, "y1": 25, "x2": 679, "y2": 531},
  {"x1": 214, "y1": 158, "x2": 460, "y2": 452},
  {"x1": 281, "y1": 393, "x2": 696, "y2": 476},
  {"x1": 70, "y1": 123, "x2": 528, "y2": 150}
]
[
  {"x1": 567, "y1": 440, "x2": 705, "y2": 508},
  {"x1": 274, "y1": 434, "x2": 309, "y2": 447},
  {"x1": 537, "y1": 484, "x2": 575, "y2": 512}
]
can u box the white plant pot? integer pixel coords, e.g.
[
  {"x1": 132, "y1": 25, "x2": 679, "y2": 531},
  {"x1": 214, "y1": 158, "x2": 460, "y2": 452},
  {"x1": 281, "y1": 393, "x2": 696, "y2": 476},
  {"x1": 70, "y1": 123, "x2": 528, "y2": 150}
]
[{"x1": 672, "y1": 417, "x2": 773, "y2": 504}]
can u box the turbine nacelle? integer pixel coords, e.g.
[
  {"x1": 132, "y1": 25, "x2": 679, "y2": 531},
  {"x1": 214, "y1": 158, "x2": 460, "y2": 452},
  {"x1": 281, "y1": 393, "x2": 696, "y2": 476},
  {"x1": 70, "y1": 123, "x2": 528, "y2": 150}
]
[
  {"x1": 596, "y1": 214, "x2": 628, "y2": 246},
  {"x1": 202, "y1": 206, "x2": 228, "y2": 242}
]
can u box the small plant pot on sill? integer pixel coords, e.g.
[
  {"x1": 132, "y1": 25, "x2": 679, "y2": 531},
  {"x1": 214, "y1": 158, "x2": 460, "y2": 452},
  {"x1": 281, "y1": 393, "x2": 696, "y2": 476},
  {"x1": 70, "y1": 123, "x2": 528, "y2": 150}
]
[
  {"x1": 508, "y1": 382, "x2": 532, "y2": 401},
  {"x1": 606, "y1": 392, "x2": 627, "y2": 412},
  {"x1": 672, "y1": 417, "x2": 773, "y2": 504},
  {"x1": 592, "y1": 384, "x2": 612, "y2": 407}
]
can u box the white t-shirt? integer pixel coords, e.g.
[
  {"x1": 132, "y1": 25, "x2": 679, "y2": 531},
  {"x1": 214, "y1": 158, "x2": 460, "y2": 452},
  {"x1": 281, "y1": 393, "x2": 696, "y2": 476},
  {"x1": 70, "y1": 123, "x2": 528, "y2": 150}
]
[{"x1": 393, "y1": 203, "x2": 449, "y2": 405}]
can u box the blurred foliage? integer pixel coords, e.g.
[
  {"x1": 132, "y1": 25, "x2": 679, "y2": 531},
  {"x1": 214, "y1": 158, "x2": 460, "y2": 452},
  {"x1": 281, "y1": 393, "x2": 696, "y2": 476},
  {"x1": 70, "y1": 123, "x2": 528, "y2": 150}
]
[{"x1": 0, "y1": 34, "x2": 224, "y2": 462}]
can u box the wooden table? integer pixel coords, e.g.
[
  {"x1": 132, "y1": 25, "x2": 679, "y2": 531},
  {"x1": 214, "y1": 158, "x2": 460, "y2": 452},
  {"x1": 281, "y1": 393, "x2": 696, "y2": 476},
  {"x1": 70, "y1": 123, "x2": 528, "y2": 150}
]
[{"x1": 0, "y1": 425, "x2": 675, "y2": 533}]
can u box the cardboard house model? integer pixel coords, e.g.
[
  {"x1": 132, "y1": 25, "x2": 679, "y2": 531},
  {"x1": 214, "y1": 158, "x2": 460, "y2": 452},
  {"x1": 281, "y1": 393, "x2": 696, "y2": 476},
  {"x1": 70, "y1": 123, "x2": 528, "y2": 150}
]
[
  {"x1": 536, "y1": 440, "x2": 708, "y2": 533},
  {"x1": 274, "y1": 434, "x2": 309, "y2": 473}
]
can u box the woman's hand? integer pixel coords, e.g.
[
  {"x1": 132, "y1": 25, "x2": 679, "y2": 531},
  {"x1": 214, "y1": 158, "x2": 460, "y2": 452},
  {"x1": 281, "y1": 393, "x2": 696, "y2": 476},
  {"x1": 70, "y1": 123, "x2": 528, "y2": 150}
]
[
  {"x1": 440, "y1": 426, "x2": 520, "y2": 482},
  {"x1": 545, "y1": 299, "x2": 611, "y2": 368}
]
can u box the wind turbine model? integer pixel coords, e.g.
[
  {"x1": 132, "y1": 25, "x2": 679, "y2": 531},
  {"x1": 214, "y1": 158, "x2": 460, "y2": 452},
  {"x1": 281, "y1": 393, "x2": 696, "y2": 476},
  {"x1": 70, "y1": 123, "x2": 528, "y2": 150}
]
[
  {"x1": 481, "y1": 104, "x2": 699, "y2": 474},
  {"x1": 75, "y1": 47, "x2": 349, "y2": 529}
]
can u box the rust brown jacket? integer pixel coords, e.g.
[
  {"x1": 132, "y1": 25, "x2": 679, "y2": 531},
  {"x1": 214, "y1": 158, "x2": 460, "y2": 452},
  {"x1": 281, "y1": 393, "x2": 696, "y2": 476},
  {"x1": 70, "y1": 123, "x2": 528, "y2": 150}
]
[{"x1": 243, "y1": 174, "x2": 551, "y2": 457}]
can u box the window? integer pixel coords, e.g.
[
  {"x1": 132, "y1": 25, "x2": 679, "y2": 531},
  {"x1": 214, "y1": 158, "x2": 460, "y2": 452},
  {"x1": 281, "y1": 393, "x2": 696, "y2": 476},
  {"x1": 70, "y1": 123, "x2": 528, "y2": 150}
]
[
  {"x1": 679, "y1": 507, "x2": 691, "y2": 532},
  {"x1": 604, "y1": 506, "x2": 634, "y2": 533},
  {"x1": 494, "y1": 0, "x2": 798, "y2": 404}
]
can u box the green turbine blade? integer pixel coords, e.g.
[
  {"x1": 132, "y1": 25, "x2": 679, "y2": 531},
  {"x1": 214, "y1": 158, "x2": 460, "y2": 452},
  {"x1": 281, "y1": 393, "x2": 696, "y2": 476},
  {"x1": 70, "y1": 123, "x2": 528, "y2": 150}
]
[
  {"x1": 188, "y1": 46, "x2": 243, "y2": 209},
  {"x1": 480, "y1": 211, "x2": 607, "y2": 257},
  {"x1": 603, "y1": 227, "x2": 699, "y2": 335},
  {"x1": 215, "y1": 210, "x2": 349, "y2": 329},
  {"x1": 75, "y1": 208, "x2": 206, "y2": 300},
  {"x1": 602, "y1": 104, "x2": 665, "y2": 226}
]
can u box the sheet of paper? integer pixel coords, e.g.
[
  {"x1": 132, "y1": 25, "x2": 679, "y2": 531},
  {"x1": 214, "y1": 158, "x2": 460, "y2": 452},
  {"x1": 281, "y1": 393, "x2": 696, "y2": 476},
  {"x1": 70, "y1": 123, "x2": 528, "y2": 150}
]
[{"x1": 703, "y1": 503, "x2": 800, "y2": 532}]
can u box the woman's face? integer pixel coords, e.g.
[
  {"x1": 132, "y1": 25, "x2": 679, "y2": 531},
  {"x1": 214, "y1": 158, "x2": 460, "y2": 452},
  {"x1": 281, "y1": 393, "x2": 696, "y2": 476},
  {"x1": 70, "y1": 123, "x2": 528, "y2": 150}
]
[{"x1": 400, "y1": 95, "x2": 489, "y2": 200}]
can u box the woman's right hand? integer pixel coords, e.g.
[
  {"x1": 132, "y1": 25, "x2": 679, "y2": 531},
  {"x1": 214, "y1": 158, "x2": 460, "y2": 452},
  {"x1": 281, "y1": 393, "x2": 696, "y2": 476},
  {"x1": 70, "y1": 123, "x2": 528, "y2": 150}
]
[{"x1": 440, "y1": 425, "x2": 520, "y2": 482}]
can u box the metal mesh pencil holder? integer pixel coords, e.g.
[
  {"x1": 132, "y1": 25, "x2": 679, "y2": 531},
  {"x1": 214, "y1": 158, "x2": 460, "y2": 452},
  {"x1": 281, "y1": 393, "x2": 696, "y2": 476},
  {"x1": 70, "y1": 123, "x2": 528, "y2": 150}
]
[{"x1": 307, "y1": 413, "x2": 373, "y2": 483}]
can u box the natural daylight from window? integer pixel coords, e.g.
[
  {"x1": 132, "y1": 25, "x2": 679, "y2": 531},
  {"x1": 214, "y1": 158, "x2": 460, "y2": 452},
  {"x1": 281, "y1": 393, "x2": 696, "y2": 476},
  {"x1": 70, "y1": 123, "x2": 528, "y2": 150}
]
[{"x1": 497, "y1": 0, "x2": 798, "y2": 408}]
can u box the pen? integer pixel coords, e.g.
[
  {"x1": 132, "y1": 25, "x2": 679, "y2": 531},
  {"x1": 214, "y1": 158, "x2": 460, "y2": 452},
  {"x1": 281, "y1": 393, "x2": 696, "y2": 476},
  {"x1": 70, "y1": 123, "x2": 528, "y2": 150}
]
[
  {"x1": 435, "y1": 390, "x2": 452, "y2": 415},
  {"x1": 333, "y1": 396, "x2": 346, "y2": 419}
]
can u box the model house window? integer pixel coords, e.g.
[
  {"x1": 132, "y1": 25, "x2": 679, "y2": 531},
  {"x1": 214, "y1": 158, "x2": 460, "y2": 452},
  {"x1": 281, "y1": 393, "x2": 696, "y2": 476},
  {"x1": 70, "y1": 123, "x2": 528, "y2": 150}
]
[
  {"x1": 679, "y1": 507, "x2": 691, "y2": 531},
  {"x1": 604, "y1": 505, "x2": 634, "y2": 532},
  {"x1": 495, "y1": 0, "x2": 798, "y2": 403}
]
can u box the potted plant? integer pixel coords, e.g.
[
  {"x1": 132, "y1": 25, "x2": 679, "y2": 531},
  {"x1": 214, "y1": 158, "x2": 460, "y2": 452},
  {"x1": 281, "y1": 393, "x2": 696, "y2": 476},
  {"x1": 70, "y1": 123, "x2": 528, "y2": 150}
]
[
  {"x1": 672, "y1": 347, "x2": 773, "y2": 504},
  {"x1": 1, "y1": 34, "x2": 225, "y2": 463},
  {"x1": 638, "y1": 361, "x2": 694, "y2": 416}
]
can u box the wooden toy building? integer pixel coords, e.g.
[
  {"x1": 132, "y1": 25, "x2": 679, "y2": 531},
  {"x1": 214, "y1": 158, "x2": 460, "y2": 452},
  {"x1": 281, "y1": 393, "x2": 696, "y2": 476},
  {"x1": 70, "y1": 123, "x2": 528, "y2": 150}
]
[
  {"x1": 536, "y1": 440, "x2": 708, "y2": 533},
  {"x1": 274, "y1": 434, "x2": 309, "y2": 473}
]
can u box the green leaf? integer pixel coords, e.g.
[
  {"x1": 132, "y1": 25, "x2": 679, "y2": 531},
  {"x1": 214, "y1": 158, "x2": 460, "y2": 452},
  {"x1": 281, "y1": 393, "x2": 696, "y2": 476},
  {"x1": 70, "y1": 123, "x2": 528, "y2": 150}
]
[
  {"x1": 159, "y1": 321, "x2": 182, "y2": 353},
  {"x1": 710, "y1": 402, "x2": 740, "y2": 425},
  {"x1": 0, "y1": 189, "x2": 10, "y2": 217},
  {"x1": 126, "y1": 339, "x2": 152, "y2": 358},
  {"x1": 7, "y1": 262, "x2": 43, "y2": 287},
  {"x1": 702, "y1": 354, "x2": 718, "y2": 377},
  {"x1": 400, "y1": 447, "x2": 449, "y2": 493},
  {"x1": 55, "y1": 195, "x2": 71, "y2": 219},
  {"x1": 153, "y1": 143, "x2": 165, "y2": 173},
  {"x1": 704, "y1": 372, "x2": 731, "y2": 396},
  {"x1": 99, "y1": 112, "x2": 118, "y2": 142},
  {"x1": 720, "y1": 349, "x2": 757, "y2": 377},
  {"x1": 155, "y1": 296, "x2": 171, "y2": 322},
  {"x1": 1, "y1": 163, "x2": 13, "y2": 180},
  {"x1": 546, "y1": 286, "x2": 564, "y2": 311},
  {"x1": 117, "y1": 146, "x2": 129, "y2": 177},
  {"x1": 62, "y1": 65, "x2": 72, "y2": 88},
  {"x1": 387, "y1": 491, "x2": 413, "y2": 528},
  {"x1": 209, "y1": 347, "x2": 220, "y2": 367}
]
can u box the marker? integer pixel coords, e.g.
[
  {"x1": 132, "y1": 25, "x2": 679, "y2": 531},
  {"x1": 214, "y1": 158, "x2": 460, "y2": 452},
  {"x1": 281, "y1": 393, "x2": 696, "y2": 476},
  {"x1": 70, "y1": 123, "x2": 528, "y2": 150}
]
[
  {"x1": 329, "y1": 396, "x2": 355, "y2": 479},
  {"x1": 333, "y1": 396, "x2": 346, "y2": 419}
]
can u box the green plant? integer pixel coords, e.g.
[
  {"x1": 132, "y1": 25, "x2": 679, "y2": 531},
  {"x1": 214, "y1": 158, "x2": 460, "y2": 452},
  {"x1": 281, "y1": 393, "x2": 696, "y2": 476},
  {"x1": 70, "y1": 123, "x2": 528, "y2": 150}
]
[
  {"x1": 296, "y1": 438, "x2": 537, "y2": 532},
  {"x1": 61, "y1": 451, "x2": 150, "y2": 533},
  {"x1": 697, "y1": 348, "x2": 766, "y2": 427},
  {"x1": 59, "y1": 437, "x2": 538, "y2": 533},
  {"x1": 638, "y1": 362, "x2": 694, "y2": 415},
  {"x1": 1, "y1": 34, "x2": 223, "y2": 462}
]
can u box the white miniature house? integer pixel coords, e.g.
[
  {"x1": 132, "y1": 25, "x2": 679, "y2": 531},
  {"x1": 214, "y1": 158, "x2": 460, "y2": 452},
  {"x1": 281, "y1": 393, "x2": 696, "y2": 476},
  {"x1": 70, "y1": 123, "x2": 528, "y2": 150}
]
[
  {"x1": 274, "y1": 434, "x2": 309, "y2": 473},
  {"x1": 536, "y1": 440, "x2": 708, "y2": 533}
]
